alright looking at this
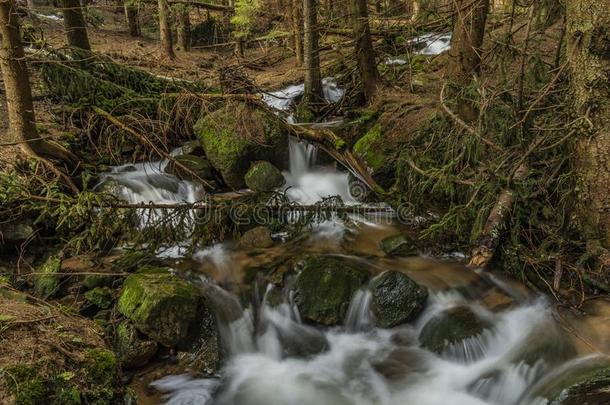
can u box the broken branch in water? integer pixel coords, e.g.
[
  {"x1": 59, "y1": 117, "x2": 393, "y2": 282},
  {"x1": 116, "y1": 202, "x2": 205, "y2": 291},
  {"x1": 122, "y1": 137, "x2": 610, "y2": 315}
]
[{"x1": 92, "y1": 107, "x2": 216, "y2": 190}]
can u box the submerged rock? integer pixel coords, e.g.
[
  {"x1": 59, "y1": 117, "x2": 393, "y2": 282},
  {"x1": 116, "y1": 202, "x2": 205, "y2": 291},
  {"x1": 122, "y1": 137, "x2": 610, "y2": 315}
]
[
  {"x1": 114, "y1": 320, "x2": 158, "y2": 369},
  {"x1": 419, "y1": 305, "x2": 491, "y2": 354},
  {"x1": 293, "y1": 256, "x2": 370, "y2": 326},
  {"x1": 194, "y1": 102, "x2": 289, "y2": 189},
  {"x1": 370, "y1": 271, "x2": 428, "y2": 328},
  {"x1": 524, "y1": 356, "x2": 610, "y2": 404},
  {"x1": 244, "y1": 161, "x2": 285, "y2": 192},
  {"x1": 238, "y1": 226, "x2": 274, "y2": 249},
  {"x1": 117, "y1": 266, "x2": 218, "y2": 350},
  {"x1": 380, "y1": 234, "x2": 418, "y2": 257}
]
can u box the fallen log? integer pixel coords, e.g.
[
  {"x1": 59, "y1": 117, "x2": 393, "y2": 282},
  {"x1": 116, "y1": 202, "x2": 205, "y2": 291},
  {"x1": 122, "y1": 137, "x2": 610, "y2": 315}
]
[{"x1": 469, "y1": 163, "x2": 528, "y2": 268}]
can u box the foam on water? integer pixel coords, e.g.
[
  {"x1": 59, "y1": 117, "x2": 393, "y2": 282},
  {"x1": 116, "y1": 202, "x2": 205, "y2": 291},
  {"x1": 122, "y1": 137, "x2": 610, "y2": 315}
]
[{"x1": 153, "y1": 280, "x2": 576, "y2": 405}]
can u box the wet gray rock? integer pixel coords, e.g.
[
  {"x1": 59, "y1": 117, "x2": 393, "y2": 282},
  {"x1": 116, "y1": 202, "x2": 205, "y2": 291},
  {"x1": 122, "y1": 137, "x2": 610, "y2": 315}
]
[
  {"x1": 293, "y1": 256, "x2": 370, "y2": 326},
  {"x1": 238, "y1": 226, "x2": 274, "y2": 249},
  {"x1": 380, "y1": 234, "x2": 417, "y2": 257},
  {"x1": 164, "y1": 154, "x2": 215, "y2": 182},
  {"x1": 370, "y1": 271, "x2": 428, "y2": 328},
  {"x1": 419, "y1": 305, "x2": 491, "y2": 355}
]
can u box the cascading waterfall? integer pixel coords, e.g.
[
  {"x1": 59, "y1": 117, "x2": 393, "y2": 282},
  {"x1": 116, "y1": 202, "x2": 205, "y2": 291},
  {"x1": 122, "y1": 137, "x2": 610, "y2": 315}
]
[{"x1": 152, "y1": 279, "x2": 580, "y2": 405}]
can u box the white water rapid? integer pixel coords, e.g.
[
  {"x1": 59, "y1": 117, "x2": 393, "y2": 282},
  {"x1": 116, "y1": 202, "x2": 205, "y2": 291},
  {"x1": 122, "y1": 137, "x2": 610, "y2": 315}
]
[{"x1": 151, "y1": 280, "x2": 585, "y2": 405}]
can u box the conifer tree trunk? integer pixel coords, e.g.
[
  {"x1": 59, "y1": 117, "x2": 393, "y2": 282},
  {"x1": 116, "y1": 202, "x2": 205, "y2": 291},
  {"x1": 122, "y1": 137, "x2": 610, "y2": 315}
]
[
  {"x1": 567, "y1": 1, "x2": 610, "y2": 246},
  {"x1": 1, "y1": 0, "x2": 77, "y2": 170},
  {"x1": 446, "y1": 0, "x2": 488, "y2": 85},
  {"x1": 291, "y1": 0, "x2": 303, "y2": 66},
  {"x1": 60, "y1": 0, "x2": 91, "y2": 50},
  {"x1": 302, "y1": 0, "x2": 323, "y2": 105},
  {"x1": 158, "y1": 0, "x2": 175, "y2": 59},
  {"x1": 26, "y1": 0, "x2": 35, "y2": 9},
  {"x1": 445, "y1": 0, "x2": 488, "y2": 121},
  {"x1": 351, "y1": 0, "x2": 379, "y2": 102},
  {"x1": 176, "y1": 7, "x2": 191, "y2": 51},
  {"x1": 125, "y1": 2, "x2": 140, "y2": 37}
]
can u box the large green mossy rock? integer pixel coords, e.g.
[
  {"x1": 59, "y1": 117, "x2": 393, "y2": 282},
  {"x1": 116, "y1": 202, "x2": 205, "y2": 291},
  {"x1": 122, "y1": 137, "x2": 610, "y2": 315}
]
[
  {"x1": 524, "y1": 357, "x2": 610, "y2": 404},
  {"x1": 34, "y1": 256, "x2": 62, "y2": 299},
  {"x1": 194, "y1": 102, "x2": 289, "y2": 189},
  {"x1": 293, "y1": 256, "x2": 370, "y2": 326},
  {"x1": 245, "y1": 161, "x2": 285, "y2": 192},
  {"x1": 117, "y1": 267, "x2": 212, "y2": 349},
  {"x1": 371, "y1": 271, "x2": 428, "y2": 328},
  {"x1": 419, "y1": 306, "x2": 491, "y2": 354}
]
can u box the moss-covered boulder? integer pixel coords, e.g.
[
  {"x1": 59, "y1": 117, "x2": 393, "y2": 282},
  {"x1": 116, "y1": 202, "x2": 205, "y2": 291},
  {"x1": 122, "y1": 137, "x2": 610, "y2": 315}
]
[
  {"x1": 380, "y1": 234, "x2": 418, "y2": 257},
  {"x1": 84, "y1": 287, "x2": 113, "y2": 310},
  {"x1": 164, "y1": 154, "x2": 215, "y2": 182},
  {"x1": 193, "y1": 102, "x2": 289, "y2": 189},
  {"x1": 113, "y1": 321, "x2": 158, "y2": 369},
  {"x1": 238, "y1": 226, "x2": 274, "y2": 249},
  {"x1": 371, "y1": 271, "x2": 428, "y2": 328},
  {"x1": 353, "y1": 124, "x2": 396, "y2": 189},
  {"x1": 419, "y1": 306, "x2": 491, "y2": 355},
  {"x1": 293, "y1": 256, "x2": 370, "y2": 326},
  {"x1": 117, "y1": 267, "x2": 215, "y2": 349},
  {"x1": 524, "y1": 357, "x2": 610, "y2": 404},
  {"x1": 34, "y1": 256, "x2": 62, "y2": 299},
  {"x1": 244, "y1": 161, "x2": 285, "y2": 192}
]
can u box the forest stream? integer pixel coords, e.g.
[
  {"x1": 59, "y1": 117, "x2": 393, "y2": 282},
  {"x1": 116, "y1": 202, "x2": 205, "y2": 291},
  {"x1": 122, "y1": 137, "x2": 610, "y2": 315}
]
[{"x1": 95, "y1": 82, "x2": 610, "y2": 405}]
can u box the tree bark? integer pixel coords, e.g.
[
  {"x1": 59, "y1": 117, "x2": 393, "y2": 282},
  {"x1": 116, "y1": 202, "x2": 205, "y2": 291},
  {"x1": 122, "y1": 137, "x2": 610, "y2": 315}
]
[
  {"x1": 446, "y1": 0, "x2": 488, "y2": 85},
  {"x1": 567, "y1": 1, "x2": 610, "y2": 246},
  {"x1": 302, "y1": 0, "x2": 323, "y2": 105},
  {"x1": 158, "y1": 0, "x2": 175, "y2": 59},
  {"x1": 291, "y1": 0, "x2": 303, "y2": 66},
  {"x1": 445, "y1": 0, "x2": 488, "y2": 122},
  {"x1": 60, "y1": 0, "x2": 91, "y2": 50},
  {"x1": 125, "y1": 2, "x2": 140, "y2": 37},
  {"x1": 1, "y1": 0, "x2": 79, "y2": 189},
  {"x1": 176, "y1": 6, "x2": 191, "y2": 51},
  {"x1": 351, "y1": 0, "x2": 379, "y2": 102}
]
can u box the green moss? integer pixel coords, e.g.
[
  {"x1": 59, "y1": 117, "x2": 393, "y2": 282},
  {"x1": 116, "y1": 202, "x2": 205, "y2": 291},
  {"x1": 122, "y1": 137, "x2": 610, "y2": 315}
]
[
  {"x1": 84, "y1": 287, "x2": 113, "y2": 309},
  {"x1": 117, "y1": 267, "x2": 201, "y2": 347},
  {"x1": 52, "y1": 372, "x2": 81, "y2": 405},
  {"x1": 244, "y1": 161, "x2": 285, "y2": 192},
  {"x1": 194, "y1": 102, "x2": 288, "y2": 189},
  {"x1": 34, "y1": 256, "x2": 62, "y2": 299},
  {"x1": 83, "y1": 349, "x2": 117, "y2": 404},
  {"x1": 3, "y1": 365, "x2": 46, "y2": 405},
  {"x1": 354, "y1": 124, "x2": 385, "y2": 171}
]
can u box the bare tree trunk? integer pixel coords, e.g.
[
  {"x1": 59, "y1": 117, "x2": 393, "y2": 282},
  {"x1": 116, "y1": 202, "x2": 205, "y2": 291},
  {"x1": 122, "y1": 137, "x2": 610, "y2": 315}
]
[
  {"x1": 446, "y1": 0, "x2": 488, "y2": 121},
  {"x1": 567, "y1": 0, "x2": 610, "y2": 247},
  {"x1": 60, "y1": 0, "x2": 91, "y2": 50},
  {"x1": 351, "y1": 0, "x2": 379, "y2": 102},
  {"x1": 447, "y1": 0, "x2": 488, "y2": 84},
  {"x1": 176, "y1": 6, "x2": 191, "y2": 51},
  {"x1": 26, "y1": 0, "x2": 35, "y2": 9},
  {"x1": 158, "y1": 0, "x2": 175, "y2": 59},
  {"x1": 125, "y1": 2, "x2": 140, "y2": 37},
  {"x1": 291, "y1": 0, "x2": 303, "y2": 66},
  {"x1": 0, "y1": 0, "x2": 78, "y2": 187},
  {"x1": 303, "y1": 0, "x2": 323, "y2": 106}
]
